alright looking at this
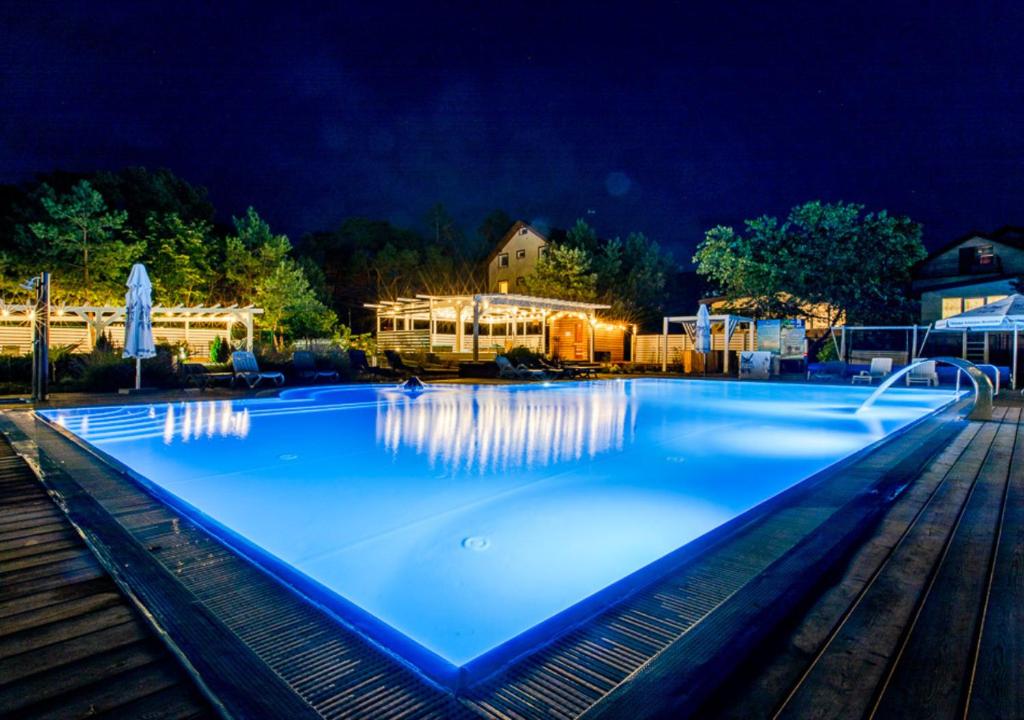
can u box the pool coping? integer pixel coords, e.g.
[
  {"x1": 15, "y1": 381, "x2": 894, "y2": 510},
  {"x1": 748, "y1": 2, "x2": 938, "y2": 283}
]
[{"x1": 0, "y1": 383, "x2": 973, "y2": 718}]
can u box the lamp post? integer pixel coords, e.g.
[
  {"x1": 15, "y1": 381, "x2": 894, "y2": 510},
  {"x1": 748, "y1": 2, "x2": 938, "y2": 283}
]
[{"x1": 27, "y1": 273, "x2": 50, "y2": 402}]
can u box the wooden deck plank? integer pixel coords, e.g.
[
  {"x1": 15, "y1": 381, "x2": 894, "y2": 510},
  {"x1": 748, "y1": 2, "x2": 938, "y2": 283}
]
[
  {"x1": 968, "y1": 410, "x2": 1024, "y2": 719},
  {"x1": 695, "y1": 420, "x2": 985, "y2": 719},
  {"x1": 871, "y1": 409, "x2": 1019, "y2": 719},
  {"x1": 772, "y1": 417, "x2": 1001, "y2": 720},
  {"x1": 0, "y1": 434, "x2": 214, "y2": 720}
]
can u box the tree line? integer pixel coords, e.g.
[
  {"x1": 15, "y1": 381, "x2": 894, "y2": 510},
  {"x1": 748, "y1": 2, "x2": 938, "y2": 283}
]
[{"x1": 1, "y1": 167, "x2": 926, "y2": 350}]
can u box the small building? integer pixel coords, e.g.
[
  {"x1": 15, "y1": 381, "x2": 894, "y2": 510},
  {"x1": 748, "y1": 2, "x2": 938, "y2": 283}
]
[
  {"x1": 486, "y1": 221, "x2": 548, "y2": 294},
  {"x1": 913, "y1": 226, "x2": 1024, "y2": 323},
  {"x1": 368, "y1": 293, "x2": 634, "y2": 362}
]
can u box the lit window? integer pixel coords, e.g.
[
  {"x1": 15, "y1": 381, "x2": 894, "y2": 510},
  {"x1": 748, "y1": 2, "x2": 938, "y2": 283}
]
[
  {"x1": 976, "y1": 245, "x2": 995, "y2": 265},
  {"x1": 515, "y1": 249, "x2": 526, "y2": 260},
  {"x1": 497, "y1": 280, "x2": 509, "y2": 294},
  {"x1": 498, "y1": 253, "x2": 509, "y2": 268},
  {"x1": 986, "y1": 295, "x2": 1007, "y2": 304},
  {"x1": 941, "y1": 298, "x2": 962, "y2": 318},
  {"x1": 964, "y1": 297, "x2": 985, "y2": 311}
]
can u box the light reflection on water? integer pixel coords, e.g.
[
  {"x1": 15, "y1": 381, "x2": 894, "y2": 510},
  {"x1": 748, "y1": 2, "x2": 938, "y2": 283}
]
[{"x1": 376, "y1": 384, "x2": 637, "y2": 472}]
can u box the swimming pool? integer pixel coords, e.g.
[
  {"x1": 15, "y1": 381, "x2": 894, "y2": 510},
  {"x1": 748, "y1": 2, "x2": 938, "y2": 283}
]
[{"x1": 41, "y1": 379, "x2": 956, "y2": 688}]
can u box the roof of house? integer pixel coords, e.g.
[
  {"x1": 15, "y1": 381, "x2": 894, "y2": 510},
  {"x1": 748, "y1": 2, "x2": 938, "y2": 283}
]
[
  {"x1": 484, "y1": 220, "x2": 547, "y2": 266},
  {"x1": 922, "y1": 225, "x2": 1024, "y2": 262}
]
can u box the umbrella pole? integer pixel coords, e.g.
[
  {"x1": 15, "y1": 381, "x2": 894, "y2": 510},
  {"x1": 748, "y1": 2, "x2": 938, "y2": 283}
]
[
  {"x1": 136, "y1": 357, "x2": 141, "y2": 390},
  {"x1": 1014, "y1": 324, "x2": 1019, "y2": 391}
]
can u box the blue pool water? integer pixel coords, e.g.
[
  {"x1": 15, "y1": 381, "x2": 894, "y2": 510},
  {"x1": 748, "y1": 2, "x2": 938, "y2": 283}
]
[{"x1": 41, "y1": 379, "x2": 955, "y2": 687}]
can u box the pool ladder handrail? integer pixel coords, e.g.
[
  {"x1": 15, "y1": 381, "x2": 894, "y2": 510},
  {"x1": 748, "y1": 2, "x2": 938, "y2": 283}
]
[{"x1": 856, "y1": 356, "x2": 993, "y2": 421}]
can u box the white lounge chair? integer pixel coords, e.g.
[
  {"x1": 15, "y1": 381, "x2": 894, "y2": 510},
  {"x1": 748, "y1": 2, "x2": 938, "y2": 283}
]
[
  {"x1": 905, "y1": 360, "x2": 938, "y2": 387},
  {"x1": 851, "y1": 357, "x2": 893, "y2": 385},
  {"x1": 231, "y1": 351, "x2": 285, "y2": 388}
]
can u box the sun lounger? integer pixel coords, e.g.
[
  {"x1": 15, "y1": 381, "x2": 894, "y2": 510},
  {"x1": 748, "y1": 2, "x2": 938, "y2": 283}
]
[
  {"x1": 905, "y1": 360, "x2": 938, "y2": 387},
  {"x1": 231, "y1": 351, "x2": 285, "y2": 389},
  {"x1": 495, "y1": 355, "x2": 547, "y2": 380},
  {"x1": 291, "y1": 351, "x2": 339, "y2": 383},
  {"x1": 808, "y1": 360, "x2": 848, "y2": 382},
  {"x1": 851, "y1": 357, "x2": 893, "y2": 385},
  {"x1": 181, "y1": 362, "x2": 234, "y2": 389},
  {"x1": 348, "y1": 349, "x2": 398, "y2": 379}
]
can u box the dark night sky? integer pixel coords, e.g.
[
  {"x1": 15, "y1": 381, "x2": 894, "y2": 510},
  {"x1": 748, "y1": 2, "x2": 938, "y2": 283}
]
[{"x1": 3, "y1": 2, "x2": 1022, "y2": 262}]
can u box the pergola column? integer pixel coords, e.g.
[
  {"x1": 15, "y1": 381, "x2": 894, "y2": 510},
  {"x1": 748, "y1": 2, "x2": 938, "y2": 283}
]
[
  {"x1": 662, "y1": 316, "x2": 669, "y2": 372},
  {"x1": 472, "y1": 299, "x2": 480, "y2": 361},
  {"x1": 587, "y1": 314, "x2": 595, "y2": 362},
  {"x1": 455, "y1": 304, "x2": 464, "y2": 353},
  {"x1": 245, "y1": 313, "x2": 254, "y2": 351},
  {"x1": 427, "y1": 298, "x2": 434, "y2": 353}
]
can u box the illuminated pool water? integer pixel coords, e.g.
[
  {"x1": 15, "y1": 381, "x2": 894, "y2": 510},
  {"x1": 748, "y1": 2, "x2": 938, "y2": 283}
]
[{"x1": 41, "y1": 379, "x2": 955, "y2": 687}]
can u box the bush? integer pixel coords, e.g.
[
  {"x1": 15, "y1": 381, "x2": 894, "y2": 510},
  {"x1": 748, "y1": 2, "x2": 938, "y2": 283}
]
[
  {"x1": 505, "y1": 346, "x2": 543, "y2": 367},
  {"x1": 209, "y1": 335, "x2": 229, "y2": 363}
]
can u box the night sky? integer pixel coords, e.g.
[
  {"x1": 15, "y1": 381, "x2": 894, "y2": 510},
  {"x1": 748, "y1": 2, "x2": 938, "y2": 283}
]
[{"x1": 3, "y1": 2, "x2": 1022, "y2": 261}]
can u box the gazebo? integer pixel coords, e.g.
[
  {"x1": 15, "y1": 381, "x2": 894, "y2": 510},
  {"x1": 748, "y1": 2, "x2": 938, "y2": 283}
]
[
  {"x1": 660, "y1": 313, "x2": 755, "y2": 374},
  {"x1": 367, "y1": 293, "x2": 634, "y2": 362}
]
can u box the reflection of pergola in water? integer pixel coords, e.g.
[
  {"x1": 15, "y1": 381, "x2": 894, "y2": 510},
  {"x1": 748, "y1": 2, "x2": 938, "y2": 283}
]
[{"x1": 367, "y1": 294, "x2": 635, "y2": 362}]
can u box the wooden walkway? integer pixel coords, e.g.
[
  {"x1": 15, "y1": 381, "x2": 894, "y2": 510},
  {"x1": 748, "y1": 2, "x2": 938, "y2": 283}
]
[
  {"x1": 697, "y1": 405, "x2": 1023, "y2": 720},
  {"x1": 0, "y1": 441, "x2": 215, "y2": 719}
]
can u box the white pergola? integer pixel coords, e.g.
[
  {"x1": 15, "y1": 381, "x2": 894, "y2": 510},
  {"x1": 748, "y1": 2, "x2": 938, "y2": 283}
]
[
  {"x1": 367, "y1": 293, "x2": 622, "y2": 361},
  {"x1": 0, "y1": 302, "x2": 262, "y2": 354},
  {"x1": 660, "y1": 313, "x2": 755, "y2": 374}
]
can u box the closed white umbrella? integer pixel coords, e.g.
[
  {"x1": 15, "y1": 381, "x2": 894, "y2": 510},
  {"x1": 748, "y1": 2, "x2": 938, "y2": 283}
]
[
  {"x1": 122, "y1": 263, "x2": 156, "y2": 390},
  {"x1": 695, "y1": 303, "x2": 712, "y2": 374}
]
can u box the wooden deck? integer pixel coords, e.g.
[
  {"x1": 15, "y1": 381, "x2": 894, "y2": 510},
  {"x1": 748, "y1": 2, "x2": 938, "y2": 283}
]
[
  {"x1": 0, "y1": 441, "x2": 215, "y2": 719},
  {"x1": 1, "y1": 392, "x2": 1020, "y2": 719},
  {"x1": 696, "y1": 404, "x2": 1023, "y2": 720}
]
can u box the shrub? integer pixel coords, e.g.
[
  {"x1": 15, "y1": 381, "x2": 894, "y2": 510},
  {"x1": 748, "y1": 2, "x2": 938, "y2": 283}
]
[{"x1": 505, "y1": 346, "x2": 542, "y2": 367}]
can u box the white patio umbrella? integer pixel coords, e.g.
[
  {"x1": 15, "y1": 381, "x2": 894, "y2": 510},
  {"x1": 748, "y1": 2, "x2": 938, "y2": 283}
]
[
  {"x1": 695, "y1": 303, "x2": 712, "y2": 374},
  {"x1": 934, "y1": 294, "x2": 1024, "y2": 390},
  {"x1": 122, "y1": 263, "x2": 156, "y2": 390}
]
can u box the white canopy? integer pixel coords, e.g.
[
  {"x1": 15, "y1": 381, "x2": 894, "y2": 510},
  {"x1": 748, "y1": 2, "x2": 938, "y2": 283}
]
[{"x1": 934, "y1": 294, "x2": 1024, "y2": 330}]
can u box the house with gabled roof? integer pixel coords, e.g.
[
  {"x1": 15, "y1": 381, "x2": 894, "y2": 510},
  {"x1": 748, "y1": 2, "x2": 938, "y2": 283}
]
[
  {"x1": 913, "y1": 226, "x2": 1024, "y2": 323},
  {"x1": 485, "y1": 221, "x2": 548, "y2": 294}
]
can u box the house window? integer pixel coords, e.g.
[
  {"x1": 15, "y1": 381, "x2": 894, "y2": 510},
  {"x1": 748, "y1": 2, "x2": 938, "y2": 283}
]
[
  {"x1": 519, "y1": 227, "x2": 528, "y2": 235},
  {"x1": 941, "y1": 298, "x2": 963, "y2": 318},
  {"x1": 498, "y1": 253, "x2": 509, "y2": 268},
  {"x1": 497, "y1": 280, "x2": 509, "y2": 294},
  {"x1": 987, "y1": 295, "x2": 1007, "y2": 304},
  {"x1": 976, "y1": 244, "x2": 995, "y2": 265},
  {"x1": 538, "y1": 246, "x2": 547, "y2": 259},
  {"x1": 963, "y1": 297, "x2": 985, "y2": 312},
  {"x1": 516, "y1": 276, "x2": 526, "y2": 286},
  {"x1": 515, "y1": 249, "x2": 526, "y2": 260}
]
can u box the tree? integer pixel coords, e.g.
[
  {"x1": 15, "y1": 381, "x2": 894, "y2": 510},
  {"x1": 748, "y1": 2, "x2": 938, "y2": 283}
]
[
  {"x1": 224, "y1": 208, "x2": 337, "y2": 347},
  {"x1": 139, "y1": 212, "x2": 217, "y2": 305},
  {"x1": 694, "y1": 201, "x2": 925, "y2": 324},
  {"x1": 28, "y1": 181, "x2": 135, "y2": 302},
  {"x1": 524, "y1": 244, "x2": 598, "y2": 301},
  {"x1": 256, "y1": 261, "x2": 336, "y2": 348}
]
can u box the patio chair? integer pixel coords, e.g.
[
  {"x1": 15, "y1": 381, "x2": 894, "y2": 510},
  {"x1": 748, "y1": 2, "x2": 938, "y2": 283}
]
[
  {"x1": 181, "y1": 362, "x2": 233, "y2": 390},
  {"x1": 291, "y1": 351, "x2": 339, "y2": 383},
  {"x1": 348, "y1": 349, "x2": 398, "y2": 379},
  {"x1": 537, "y1": 357, "x2": 573, "y2": 379},
  {"x1": 905, "y1": 360, "x2": 938, "y2": 387},
  {"x1": 851, "y1": 357, "x2": 893, "y2": 385},
  {"x1": 231, "y1": 351, "x2": 285, "y2": 389},
  {"x1": 495, "y1": 355, "x2": 547, "y2": 380},
  {"x1": 384, "y1": 350, "x2": 453, "y2": 377}
]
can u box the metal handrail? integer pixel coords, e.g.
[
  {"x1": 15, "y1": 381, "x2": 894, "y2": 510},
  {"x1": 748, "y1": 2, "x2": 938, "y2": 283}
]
[{"x1": 856, "y1": 356, "x2": 993, "y2": 421}]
